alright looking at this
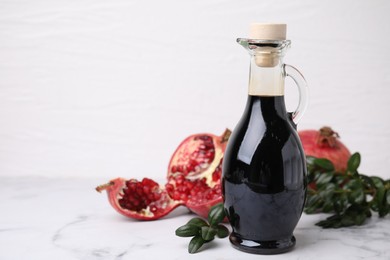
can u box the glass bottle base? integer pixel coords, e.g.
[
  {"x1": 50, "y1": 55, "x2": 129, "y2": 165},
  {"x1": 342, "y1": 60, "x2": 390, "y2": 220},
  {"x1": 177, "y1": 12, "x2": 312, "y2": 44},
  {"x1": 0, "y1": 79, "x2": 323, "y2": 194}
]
[{"x1": 229, "y1": 232, "x2": 296, "y2": 255}]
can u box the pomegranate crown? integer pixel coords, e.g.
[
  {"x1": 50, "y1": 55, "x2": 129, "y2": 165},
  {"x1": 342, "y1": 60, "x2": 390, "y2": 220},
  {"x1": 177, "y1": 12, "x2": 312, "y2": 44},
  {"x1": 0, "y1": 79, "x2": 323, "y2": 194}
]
[{"x1": 317, "y1": 126, "x2": 340, "y2": 148}]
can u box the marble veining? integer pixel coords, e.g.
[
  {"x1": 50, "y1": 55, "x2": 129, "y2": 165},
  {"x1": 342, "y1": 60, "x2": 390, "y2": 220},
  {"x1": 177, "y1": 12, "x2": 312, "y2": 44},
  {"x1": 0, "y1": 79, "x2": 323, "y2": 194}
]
[{"x1": 0, "y1": 176, "x2": 389, "y2": 260}]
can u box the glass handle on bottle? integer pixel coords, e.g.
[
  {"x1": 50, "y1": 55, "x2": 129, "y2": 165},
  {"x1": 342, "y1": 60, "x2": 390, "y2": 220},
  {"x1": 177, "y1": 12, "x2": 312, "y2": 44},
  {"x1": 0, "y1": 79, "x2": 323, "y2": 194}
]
[{"x1": 283, "y1": 64, "x2": 309, "y2": 124}]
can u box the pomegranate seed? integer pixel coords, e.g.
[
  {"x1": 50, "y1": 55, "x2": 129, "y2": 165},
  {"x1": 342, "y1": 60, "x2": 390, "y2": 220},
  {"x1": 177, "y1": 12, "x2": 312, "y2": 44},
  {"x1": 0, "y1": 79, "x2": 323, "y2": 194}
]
[
  {"x1": 198, "y1": 149, "x2": 206, "y2": 154},
  {"x1": 165, "y1": 183, "x2": 174, "y2": 191},
  {"x1": 147, "y1": 193, "x2": 155, "y2": 201},
  {"x1": 204, "y1": 143, "x2": 214, "y2": 150},
  {"x1": 186, "y1": 182, "x2": 194, "y2": 189},
  {"x1": 128, "y1": 182, "x2": 136, "y2": 191},
  {"x1": 143, "y1": 186, "x2": 150, "y2": 194},
  {"x1": 154, "y1": 193, "x2": 162, "y2": 200},
  {"x1": 180, "y1": 193, "x2": 187, "y2": 200},
  {"x1": 182, "y1": 186, "x2": 189, "y2": 193},
  {"x1": 173, "y1": 191, "x2": 181, "y2": 200},
  {"x1": 187, "y1": 165, "x2": 194, "y2": 173},
  {"x1": 136, "y1": 187, "x2": 143, "y2": 196},
  {"x1": 206, "y1": 151, "x2": 214, "y2": 158},
  {"x1": 176, "y1": 176, "x2": 184, "y2": 185},
  {"x1": 212, "y1": 170, "x2": 222, "y2": 182}
]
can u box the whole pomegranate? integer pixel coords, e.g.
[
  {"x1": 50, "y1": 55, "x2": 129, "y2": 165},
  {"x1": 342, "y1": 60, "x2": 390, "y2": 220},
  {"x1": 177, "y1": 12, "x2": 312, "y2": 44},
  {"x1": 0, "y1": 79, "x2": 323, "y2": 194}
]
[
  {"x1": 96, "y1": 129, "x2": 231, "y2": 220},
  {"x1": 298, "y1": 126, "x2": 351, "y2": 172}
]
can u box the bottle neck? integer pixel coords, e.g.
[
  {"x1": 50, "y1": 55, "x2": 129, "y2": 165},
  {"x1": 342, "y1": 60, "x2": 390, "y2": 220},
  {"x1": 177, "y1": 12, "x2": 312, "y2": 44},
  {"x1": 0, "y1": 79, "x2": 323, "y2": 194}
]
[
  {"x1": 248, "y1": 55, "x2": 285, "y2": 96},
  {"x1": 237, "y1": 38, "x2": 290, "y2": 97}
]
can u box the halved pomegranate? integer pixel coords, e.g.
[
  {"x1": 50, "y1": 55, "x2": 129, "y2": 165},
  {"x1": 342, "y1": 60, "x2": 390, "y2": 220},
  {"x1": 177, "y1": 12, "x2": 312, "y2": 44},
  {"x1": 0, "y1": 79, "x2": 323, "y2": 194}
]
[{"x1": 96, "y1": 129, "x2": 231, "y2": 220}]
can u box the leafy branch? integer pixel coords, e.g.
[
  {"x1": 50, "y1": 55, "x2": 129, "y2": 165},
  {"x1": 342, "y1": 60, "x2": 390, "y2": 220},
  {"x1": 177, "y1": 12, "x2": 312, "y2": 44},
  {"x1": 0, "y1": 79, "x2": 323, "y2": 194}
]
[
  {"x1": 304, "y1": 152, "x2": 390, "y2": 228},
  {"x1": 175, "y1": 203, "x2": 229, "y2": 253}
]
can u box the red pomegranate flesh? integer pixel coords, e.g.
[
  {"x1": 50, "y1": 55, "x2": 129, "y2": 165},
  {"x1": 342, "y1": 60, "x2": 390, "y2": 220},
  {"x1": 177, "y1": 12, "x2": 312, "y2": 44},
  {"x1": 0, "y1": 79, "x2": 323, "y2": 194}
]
[
  {"x1": 298, "y1": 126, "x2": 351, "y2": 172},
  {"x1": 96, "y1": 129, "x2": 231, "y2": 220}
]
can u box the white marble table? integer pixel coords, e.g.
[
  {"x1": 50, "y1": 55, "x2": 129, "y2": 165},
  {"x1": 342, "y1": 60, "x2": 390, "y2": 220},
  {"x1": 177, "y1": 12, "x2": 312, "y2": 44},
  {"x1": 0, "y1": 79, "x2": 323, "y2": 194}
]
[{"x1": 1, "y1": 176, "x2": 389, "y2": 260}]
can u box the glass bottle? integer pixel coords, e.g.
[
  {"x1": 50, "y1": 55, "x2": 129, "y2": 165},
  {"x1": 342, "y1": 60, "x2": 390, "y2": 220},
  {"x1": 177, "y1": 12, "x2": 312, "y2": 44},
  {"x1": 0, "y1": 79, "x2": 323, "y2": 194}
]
[{"x1": 222, "y1": 23, "x2": 308, "y2": 254}]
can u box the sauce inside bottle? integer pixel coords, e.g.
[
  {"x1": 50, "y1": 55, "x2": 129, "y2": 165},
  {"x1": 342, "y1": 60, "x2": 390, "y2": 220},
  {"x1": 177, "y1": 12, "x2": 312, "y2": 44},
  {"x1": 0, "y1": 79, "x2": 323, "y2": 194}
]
[{"x1": 222, "y1": 96, "x2": 306, "y2": 253}]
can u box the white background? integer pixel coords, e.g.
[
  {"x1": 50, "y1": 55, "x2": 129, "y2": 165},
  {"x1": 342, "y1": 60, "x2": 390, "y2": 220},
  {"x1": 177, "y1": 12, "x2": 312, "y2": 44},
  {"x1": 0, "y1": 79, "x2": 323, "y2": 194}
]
[{"x1": 0, "y1": 0, "x2": 389, "y2": 180}]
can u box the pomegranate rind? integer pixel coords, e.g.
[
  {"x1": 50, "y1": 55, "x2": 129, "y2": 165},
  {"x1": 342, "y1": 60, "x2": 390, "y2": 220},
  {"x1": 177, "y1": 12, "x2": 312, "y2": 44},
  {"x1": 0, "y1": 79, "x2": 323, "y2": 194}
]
[{"x1": 186, "y1": 197, "x2": 223, "y2": 219}]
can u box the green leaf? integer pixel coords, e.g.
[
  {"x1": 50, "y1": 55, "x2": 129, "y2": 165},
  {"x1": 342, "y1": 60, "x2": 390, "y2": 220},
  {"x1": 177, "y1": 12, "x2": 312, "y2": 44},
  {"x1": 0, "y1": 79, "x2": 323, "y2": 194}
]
[
  {"x1": 341, "y1": 214, "x2": 355, "y2": 227},
  {"x1": 306, "y1": 156, "x2": 316, "y2": 165},
  {"x1": 372, "y1": 176, "x2": 385, "y2": 189},
  {"x1": 187, "y1": 218, "x2": 209, "y2": 228},
  {"x1": 343, "y1": 178, "x2": 357, "y2": 189},
  {"x1": 316, "y1": 172, "x2": 333, "y2": 186},
  {"x1": 175, "y1": 224, "x2": 201, "y2": 237},
  {"x1": 201, "y1": 226, "x2": 217, "y2": 241},
  {"x1": 316, "y1": 214, "x2": 342, "y2": 228},
  {"x1": 304, "y1": 205, "x2": 319, "y2": 214},
  {"x1": 188, "y1": 235, "x2": 205, "y2": 254},
  {"x1": 322, "y1": 201, "x2": 334, "y2": 213},
  {"x1": 348, "y1": 204, "x2": 369, "y2": 226},
  {"x1": 316, "y1": 204, "x2": 370, "y2": 228},
  {"x1": 318, "y1": 183, "x2": 336, "y2": 198},
  {"x1": 386, "y1": 189, "x2": 390, "y2": 205},
  {"x1": 371, "y1": 176, "x2": 386, "y2": 216},
  {"x1": 216, "y1": 224, "x2": 229, "y2": 238},
  {"x1": 354, "y1": 213, "x2": 367, "y2": 226},
  {"x1": 343, "y1": 179, "x2": 365, "y2": 204},
  {"x1": 333, "y1": 193, "x2": 348, "y2": 214},
  {"x1": 350, "y1": 188, "x2": 365, "y2": 204},
  {"x1": 306, "y1": 194, "x2": 321, "y2": 207},
  {"x1": 379, "y1": 207, "x2": 390, "y2": 217},
  {"x1": 314, "y1": 158, "x2": 334, "y2": 171},
  {"x1": 347, "y1": 153, "x2": 361, "y2": 173},
  {"x1": 359, "y1": 174, "x2": 375, "y2": 190},
  {"x1": 304, "y1": 193, "x2": 324, "y2": 214},
  {"x1": 208, "y1": 203, "x2": 225, "y2": 226},
  {"x1": 335, "y1": 175, "x2": 348, "y2": 187}
]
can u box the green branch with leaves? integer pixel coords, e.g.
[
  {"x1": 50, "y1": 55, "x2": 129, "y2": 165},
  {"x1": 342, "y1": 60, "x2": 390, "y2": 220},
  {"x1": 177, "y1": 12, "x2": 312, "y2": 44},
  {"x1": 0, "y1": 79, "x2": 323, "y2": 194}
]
[
  {"x1": 305, "y1": 152, "x2": 390, "y2": 228},
  {"x1": 175, "y1": 204, "x2": 229, "y2": 253}
]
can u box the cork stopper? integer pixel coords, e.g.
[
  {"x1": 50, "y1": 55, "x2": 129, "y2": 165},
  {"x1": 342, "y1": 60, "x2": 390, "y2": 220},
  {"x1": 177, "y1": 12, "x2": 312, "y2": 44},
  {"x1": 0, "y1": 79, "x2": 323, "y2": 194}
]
[
  {"x1": 249, "y1": 23, "x2": 286, "y2": 40},
  {"x1": 248, "y1": 23, "x2": 287, "y2": 67}
]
